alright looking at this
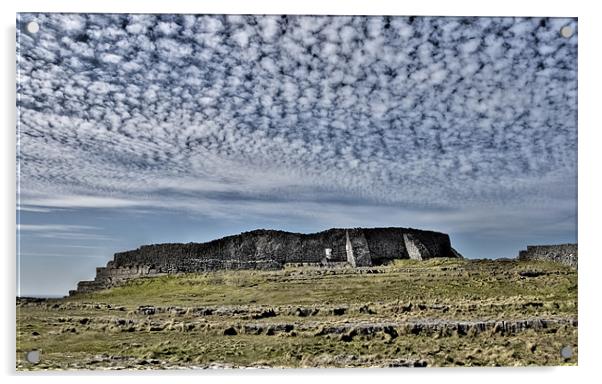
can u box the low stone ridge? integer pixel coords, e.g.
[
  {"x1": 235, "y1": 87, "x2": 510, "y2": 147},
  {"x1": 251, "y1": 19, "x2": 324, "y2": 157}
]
[
  {"x1": 517, "y1": 244, "x2": 577, "y2": 268},
  {"x1": 70, "y1": 227, "x2": 462, "y2": 295}
]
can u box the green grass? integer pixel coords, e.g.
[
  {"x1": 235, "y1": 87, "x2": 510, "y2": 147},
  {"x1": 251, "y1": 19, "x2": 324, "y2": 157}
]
[
  {"x1": 68, "y1": 258, "x2": 576, "y2": 308},
  {"x1": 17, "y1": 258, "x2": 578, "y2": 369}
]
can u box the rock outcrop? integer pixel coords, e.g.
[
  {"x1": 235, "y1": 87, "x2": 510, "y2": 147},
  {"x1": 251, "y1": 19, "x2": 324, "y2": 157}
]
[
  {"x1": 517, "y1": 244, "x2": 577, "y2": 268},
  {"x1": 70, "y1": 227, "x2": 462, "y2": 295}
]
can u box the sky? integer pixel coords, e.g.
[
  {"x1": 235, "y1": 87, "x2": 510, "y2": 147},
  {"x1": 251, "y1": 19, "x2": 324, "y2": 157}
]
[{"x1": 16, "y1": 14, "x2": 577, "y2": 297}]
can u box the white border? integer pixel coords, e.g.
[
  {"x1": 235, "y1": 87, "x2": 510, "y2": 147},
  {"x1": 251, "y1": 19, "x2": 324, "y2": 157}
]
[
  {"x1": 2, "y1": 1, "x2": 600, "y2": 383},
  {"x1": 3, "y1": 0, "x2": 584, "y2": 17}
]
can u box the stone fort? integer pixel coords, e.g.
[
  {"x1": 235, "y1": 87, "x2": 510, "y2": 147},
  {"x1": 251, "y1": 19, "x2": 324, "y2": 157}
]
[{"x1": 70, "y1": 227, "x2": 463, "y2": 295}]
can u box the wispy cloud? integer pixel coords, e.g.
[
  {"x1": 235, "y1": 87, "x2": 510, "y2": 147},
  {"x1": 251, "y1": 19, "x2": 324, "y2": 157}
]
[
  {"x1": 16, "y1": 205, "x2": 56, "y2": 213},
  {"x1": 17, "y1": 223, "x2": 111, "y2": 241},
  {"x1": 22, "y1": 195, "x2": 149, "y2": 209},
  {"x1": 19, "y1": 252, "x2": 106, "y2": 259},
  {"x1": 18, "y1": 224, "x2": 99, "y2": 232}
]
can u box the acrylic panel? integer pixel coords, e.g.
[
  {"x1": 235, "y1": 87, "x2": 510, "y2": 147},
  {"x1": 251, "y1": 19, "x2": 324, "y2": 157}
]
[{"x1": 16, "y1": 13, "x2": 577, "y2": 369}]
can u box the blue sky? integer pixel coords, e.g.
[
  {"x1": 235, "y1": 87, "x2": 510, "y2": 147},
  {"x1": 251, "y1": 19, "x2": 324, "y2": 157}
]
[{"x1": 17, "y1": 14, "x2": 577, "y2": 296}]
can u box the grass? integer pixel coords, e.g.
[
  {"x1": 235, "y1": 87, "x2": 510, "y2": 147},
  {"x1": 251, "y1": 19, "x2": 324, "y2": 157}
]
[
  {"x1": 68, "y1": 258, "x2": 576, "y2": 308},
  {"x1": 16, "y1": 258, "x2": 578, "y2": 369}
]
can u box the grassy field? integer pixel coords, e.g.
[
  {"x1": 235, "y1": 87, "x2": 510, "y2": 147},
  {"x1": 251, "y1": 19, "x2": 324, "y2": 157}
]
[{"x1": 16, "y1": 258, "x2": 578, "y2": 369}]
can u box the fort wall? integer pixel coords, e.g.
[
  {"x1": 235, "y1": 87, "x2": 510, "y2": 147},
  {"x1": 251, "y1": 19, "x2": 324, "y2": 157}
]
[
  {"x1": 517, "y1": 244, "x2": 577, "y2": 268},
  {"x1": 70, "y1": 227, "x2": 462, "y2": 295}
]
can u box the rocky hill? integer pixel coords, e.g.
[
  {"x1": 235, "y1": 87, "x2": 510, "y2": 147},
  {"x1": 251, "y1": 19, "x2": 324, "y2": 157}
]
[{"x1": 70, "y1": 227, "x2": 462, "y2": 295}]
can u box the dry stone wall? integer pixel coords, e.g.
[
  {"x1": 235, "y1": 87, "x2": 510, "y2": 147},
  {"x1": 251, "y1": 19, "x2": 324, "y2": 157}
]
[
  {"x1": 517, "y1": 244, "x2": 577, "y2": 268},
  {"x1": 70, "y1": 227, "x2": 462, "y2": 295}
]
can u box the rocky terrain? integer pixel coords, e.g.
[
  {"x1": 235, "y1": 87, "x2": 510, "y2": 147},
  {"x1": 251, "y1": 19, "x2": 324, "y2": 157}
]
[{"x1": 17, "y1": 258, "x2": 577, "y2": 369}]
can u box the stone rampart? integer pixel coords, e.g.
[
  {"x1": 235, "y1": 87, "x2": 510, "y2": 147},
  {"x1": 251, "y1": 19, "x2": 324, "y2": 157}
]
[
  {"x1": 517, "y1": 244, "x2": 577, "y2": 268},
  {"x1": 70, "y1": 227, "x2": 462, "y2": 295}
]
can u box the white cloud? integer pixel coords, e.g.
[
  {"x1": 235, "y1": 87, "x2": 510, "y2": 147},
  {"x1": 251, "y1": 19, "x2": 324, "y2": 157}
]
[
  {"x1": 156, "y1": 38, "x2": 193, "y2": 60},
  {"x1": 259, "y1": 16, "x2": 280, "y2": 41},
  {"x1": 126, "y1": 23, "x2": 145, "y2": 34},
  {"x1": 88, "y1": 81, "x2": 113, "y2": 94},
  {"x1": 60, "y1": 14, "x2": 85, "y2": 32},
  {"x1": 18, "y1": 224, "x2": 98, "y2": 232},
  {"x1": 232, "y1": 28, "x2": 251, "y2": 47},
  {"x1": 24, "y1": 195, "x2": 148, "y2": 209},
  {"x1": 100, "y1": 53, "x2": 122, "y2": 64},
  {"x1": 460, "y1": 38, "x2": 481, "y2": 54},
  {"x1": 16, "y1": 14, "x2": 577, "y2": 236},
  {"x1": 156, "y1": 21, "x2": 179, "y2": 36}
]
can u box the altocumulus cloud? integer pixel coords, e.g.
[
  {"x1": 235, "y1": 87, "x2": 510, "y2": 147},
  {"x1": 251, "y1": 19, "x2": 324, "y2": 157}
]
[{"x1": 16, "y1": 14, "x2": 577, "y2": 235}]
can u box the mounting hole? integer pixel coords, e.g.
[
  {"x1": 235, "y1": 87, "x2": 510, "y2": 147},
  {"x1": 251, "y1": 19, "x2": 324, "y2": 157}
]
[
  {"x1": 26, "y1": 350, "x2": 40, "y2": 364},
  {"x1": 560, "y1": 26, "x2": 573, "y2": 38},
  {"x1": 26, "y1": 21, "x2": 40, "y2": 34},
  {"x1": 560, "y1": 345, "x2": 573, "y2": 359}
]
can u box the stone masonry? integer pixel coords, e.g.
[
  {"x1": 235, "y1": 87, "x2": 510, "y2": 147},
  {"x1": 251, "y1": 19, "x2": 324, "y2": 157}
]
[
  {"x1": 517, "y1": 244, "x2": 578, "y2": 268},
  {"x1": 70, "y1": 227, "x2": 463, "y2": 295},
  {"x1": 404, "y1": 234, "x2": 432, "y2": 261}
]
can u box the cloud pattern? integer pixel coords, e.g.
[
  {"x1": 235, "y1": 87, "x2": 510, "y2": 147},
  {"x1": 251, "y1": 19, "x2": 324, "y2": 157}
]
[{"x1": 17, "y1": 14, "x2": 577, "y2": 224}]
